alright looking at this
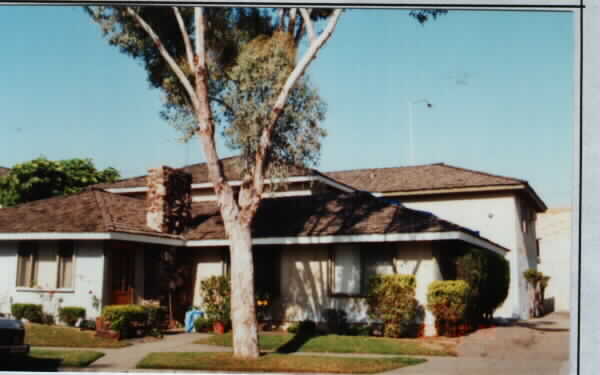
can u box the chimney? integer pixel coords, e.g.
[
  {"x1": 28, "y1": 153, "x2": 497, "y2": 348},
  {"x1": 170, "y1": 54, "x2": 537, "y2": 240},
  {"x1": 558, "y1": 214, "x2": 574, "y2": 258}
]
[{"x1": 146, "y1": 166, "x2": 192, "y2": 234}]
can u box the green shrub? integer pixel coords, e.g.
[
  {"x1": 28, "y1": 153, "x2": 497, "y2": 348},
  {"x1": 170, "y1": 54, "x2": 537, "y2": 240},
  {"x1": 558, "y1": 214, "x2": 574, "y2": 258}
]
[
  {"x1": 427, "y1": 280, "x2": 471, "y2": 333},
  {"x1": 366, "y1": 275, "x2": 420, "y2": 338},
  {"x1": 11, "y1": 303, "x2": 43, "y2": 323},
  {"x1": 143, "y1": 305, "x2": 167, "y2": 328},
  {"x1": 194, "y1": 317, "x2": 214, "y2": 333},
  {"x1": 450, "y1": 248, "x2": 509, "y2": 323},
  {"x1": 102, "y1": 305, "x2": 147, "y2": 336},
  {"x1": 58, "y1": 306, "x2": 86, "y2": 326},
  {"x1": 199, "y1": 276, "x2": 231, "y2": 323}
]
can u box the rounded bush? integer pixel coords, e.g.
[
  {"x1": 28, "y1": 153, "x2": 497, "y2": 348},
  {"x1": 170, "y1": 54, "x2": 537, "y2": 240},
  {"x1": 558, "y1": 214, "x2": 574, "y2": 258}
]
[
  {"x1": 366, "y1": 274, "x2": 420, "y2": 338},
  {"x1": 11, "y1": 303, "x2": 43, "y2": 323}
]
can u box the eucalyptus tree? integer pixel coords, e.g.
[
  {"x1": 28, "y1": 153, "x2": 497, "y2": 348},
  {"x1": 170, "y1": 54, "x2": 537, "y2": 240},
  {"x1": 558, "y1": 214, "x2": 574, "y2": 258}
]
[
  {"x1": 86, "y1": 6, "x2": 446, "y2": 359},
  {"x1": 87, "y1": 5, "x2": 341, "y2": 359}
]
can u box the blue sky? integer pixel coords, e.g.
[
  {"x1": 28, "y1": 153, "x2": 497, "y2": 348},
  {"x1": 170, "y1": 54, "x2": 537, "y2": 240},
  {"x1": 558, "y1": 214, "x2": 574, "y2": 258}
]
[{"x1": 0, "y1": 7, "x2": 574, "y2": 207}]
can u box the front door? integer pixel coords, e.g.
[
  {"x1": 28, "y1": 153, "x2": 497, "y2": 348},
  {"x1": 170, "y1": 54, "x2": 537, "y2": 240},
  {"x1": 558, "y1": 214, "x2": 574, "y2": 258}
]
[{"x1": 111, "y1": 245, "x2": 136, "y2": 305}]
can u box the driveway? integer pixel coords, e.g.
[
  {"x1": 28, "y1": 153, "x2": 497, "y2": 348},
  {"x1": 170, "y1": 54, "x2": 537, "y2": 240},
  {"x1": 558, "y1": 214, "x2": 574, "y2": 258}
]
[{"x1": 387, "y1": 312, "x2": 570, "y2": 375}]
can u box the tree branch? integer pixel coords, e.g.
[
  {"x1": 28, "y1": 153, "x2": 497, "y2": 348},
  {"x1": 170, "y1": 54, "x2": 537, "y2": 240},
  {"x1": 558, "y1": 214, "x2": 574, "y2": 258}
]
[
  {"x1": 191, "y1": 6, "x2": 235, "y2": 209},
  {"x1": 288, "y1": 8, "x2": 298, "y2": 34},
  {"x1": 299, "y1": 8, "x2": 316, "y2": 43},
  {"x1": 173, "y1": 7, "x2": 195, "y2": 71},
  {"x1": 126, "y1": 7, "x2": 200, "y2": 113},
  {"x1": 245, "y1": 9, "x2": 343, "y2": 213}
]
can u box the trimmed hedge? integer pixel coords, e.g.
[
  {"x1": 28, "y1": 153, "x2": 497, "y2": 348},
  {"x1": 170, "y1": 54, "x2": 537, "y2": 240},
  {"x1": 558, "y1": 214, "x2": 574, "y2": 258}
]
[
  {"x1": 366, "y1": 275, "x2": 420, "y2": 338},
  {"x1": 58, "y1": 306, "x2": 86, "y2": 326},
  {"x1": 427, "y1": 280, "x2": 470, "y2": 335},
  {"x1": 11, "y1": 303, "x2": 43, "y2": 323}
]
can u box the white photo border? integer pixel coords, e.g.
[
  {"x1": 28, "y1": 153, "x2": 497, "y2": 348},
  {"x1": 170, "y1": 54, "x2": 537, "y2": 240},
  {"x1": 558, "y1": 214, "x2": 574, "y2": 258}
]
[{"x1": 2, "y1": 2, "x2": 595, "y2": 375}]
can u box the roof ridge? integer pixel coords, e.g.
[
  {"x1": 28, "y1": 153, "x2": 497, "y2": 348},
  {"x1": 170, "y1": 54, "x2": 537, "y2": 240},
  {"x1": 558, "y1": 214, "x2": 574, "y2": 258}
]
[
  {"x1": 437, "y1": 163, "x2": 526, "y2": 184},
  {"x1": 325, "y1": 162, "x2": 443, "y2": 175},
  {"x1": 93, "y1": 190, "x2": 116, "y2": 232}
]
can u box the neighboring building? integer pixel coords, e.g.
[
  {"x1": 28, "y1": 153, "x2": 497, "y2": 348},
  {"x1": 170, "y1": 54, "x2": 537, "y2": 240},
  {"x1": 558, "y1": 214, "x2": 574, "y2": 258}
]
[
  {"x1": 0, "y1": 158, "x2": 544, "y2": 333},
  {"x1": 326, "y1": 163, "x2": 546, "y2": 319},
  {"x1": 537, "y1": 208, "x2": 571, "y2": 312}
]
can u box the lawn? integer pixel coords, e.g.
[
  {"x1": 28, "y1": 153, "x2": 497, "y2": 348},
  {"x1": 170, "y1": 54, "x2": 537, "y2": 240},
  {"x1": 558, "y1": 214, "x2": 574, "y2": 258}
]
[
  {"x1": 137, "y1": 352, "x2": 426, "y2": 373},
  {"x1": 195, "y1": 332, "x2": 456, "y2": 356},
  {"x1": 1, "y1": 349, "x2": 104, "y2": 371},
  {"x1": 26, "y1": 323, "x2": 130, "y2": 348}
]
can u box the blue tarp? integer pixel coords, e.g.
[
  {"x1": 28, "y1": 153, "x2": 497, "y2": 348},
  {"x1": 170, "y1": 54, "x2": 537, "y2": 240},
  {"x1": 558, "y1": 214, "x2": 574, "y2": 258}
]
[{"x1": 184, "y1": 309, "x2": 204, "y2": 333}]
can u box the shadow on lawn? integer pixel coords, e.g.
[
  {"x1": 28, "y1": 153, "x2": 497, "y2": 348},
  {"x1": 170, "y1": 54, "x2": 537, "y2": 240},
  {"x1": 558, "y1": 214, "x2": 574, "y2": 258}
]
[
  {"x1": 275, "y1": 332, "x2": 315, "y2": 354},
  {"x1": 0, "y1": 356, "x2": 62, "y2": 372}
]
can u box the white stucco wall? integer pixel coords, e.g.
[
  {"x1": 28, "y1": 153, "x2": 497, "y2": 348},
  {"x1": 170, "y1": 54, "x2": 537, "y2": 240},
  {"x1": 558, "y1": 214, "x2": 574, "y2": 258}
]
[
  {"x1": 0, "y1": 240, "x2": 106, "y2": 321},
  {"x1": 278, "y1": 242, "x2": 440, "y2": 328},
  {"x1": 537, "y1": 208, "x2": 571, "y2": 312},
  {"x1": 399, "y1": 192, "x2": 534, "y2": 319}
]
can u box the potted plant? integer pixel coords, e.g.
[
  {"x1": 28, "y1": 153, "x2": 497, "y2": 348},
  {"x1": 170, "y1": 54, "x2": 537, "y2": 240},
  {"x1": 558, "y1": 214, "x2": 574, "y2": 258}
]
[{"x1": 199, "y1": 276, "x2": 231, "y2": 335}]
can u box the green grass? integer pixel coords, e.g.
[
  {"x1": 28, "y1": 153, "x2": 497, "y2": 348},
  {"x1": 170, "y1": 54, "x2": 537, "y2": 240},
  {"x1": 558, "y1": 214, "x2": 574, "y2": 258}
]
[
  {"x1": 0, "y1": 349, "x2": 104, "y2": 371},
  {"x1": 195, "y1": 332, "x2": 456, "y2": 356},
  {"x1": 26, "y1": 323, "x2": 130, "y2": 348},
  {"x1": 137, "y1": 352, "x2": 426, "y2": 373}
]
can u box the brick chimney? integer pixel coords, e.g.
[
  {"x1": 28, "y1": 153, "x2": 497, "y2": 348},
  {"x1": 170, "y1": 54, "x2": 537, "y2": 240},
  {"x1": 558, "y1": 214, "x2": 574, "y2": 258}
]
[{"x1": 146, "y1": 166, "x2": 192, "y2": 234}]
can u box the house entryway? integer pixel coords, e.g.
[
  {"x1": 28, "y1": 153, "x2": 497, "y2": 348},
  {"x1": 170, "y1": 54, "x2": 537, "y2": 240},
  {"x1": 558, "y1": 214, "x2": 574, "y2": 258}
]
[{"x1": 110, "y1": 243, "x2": 136, "y2": 305}]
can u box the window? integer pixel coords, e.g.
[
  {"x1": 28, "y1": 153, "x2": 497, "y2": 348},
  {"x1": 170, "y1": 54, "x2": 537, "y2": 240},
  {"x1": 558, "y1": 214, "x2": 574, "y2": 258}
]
[
  {"x1": 16, "y1": 241, "x2": 38, "y2": 287},
  {"x1": 56, "y1": 241, "x2": 74, "y2": 289},
  {"x1": 332, "y1": 244, "x2": 362, "y2": 295},
  {"x1": 331, "y1": 244, "x2": 395, "y2": 296}
]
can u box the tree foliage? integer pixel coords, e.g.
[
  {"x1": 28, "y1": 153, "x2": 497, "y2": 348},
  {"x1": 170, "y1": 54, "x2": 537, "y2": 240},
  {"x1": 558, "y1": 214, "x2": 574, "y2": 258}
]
[
  {"x1": 0, "y1": 157, "x2": 120, "y2": 206},
  {"x1": 86, "y1": 7, "x2": 327, "y2": 177}
]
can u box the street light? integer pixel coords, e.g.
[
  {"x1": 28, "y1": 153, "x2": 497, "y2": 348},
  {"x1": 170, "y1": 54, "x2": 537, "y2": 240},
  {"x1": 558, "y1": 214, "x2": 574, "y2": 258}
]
[{"x1": 408, "y1": 99, "x2": 433, "y2": 165}]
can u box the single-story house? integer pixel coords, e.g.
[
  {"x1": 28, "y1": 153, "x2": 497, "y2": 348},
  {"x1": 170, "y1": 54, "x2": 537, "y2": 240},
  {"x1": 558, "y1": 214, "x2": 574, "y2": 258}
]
[{"x1": 0, "y1": 157, "x2": 541, "y2": 335}]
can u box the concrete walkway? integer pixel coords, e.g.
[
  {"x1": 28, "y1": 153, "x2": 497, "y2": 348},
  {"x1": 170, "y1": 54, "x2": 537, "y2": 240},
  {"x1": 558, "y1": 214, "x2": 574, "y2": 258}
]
[
  {"x1": 43, "y1": 333, "x2": 231, "y2": 372},
  {"x1": 46, "y1": 312, "x2": 569, "y2": 374}
]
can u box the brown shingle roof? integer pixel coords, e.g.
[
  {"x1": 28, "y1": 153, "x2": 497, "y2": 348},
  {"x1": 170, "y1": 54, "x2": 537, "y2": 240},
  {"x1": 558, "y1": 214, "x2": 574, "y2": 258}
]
[
  {"x1": 0, "y1": 167, "x2": 10, "y2": 178},
  {"x1": 0, "y1": 190, "x2": 168, "y2": 236},
  {"x1": 325, "y1": 163, "x2": 526, "y2": 193},
  {"x1": 94, "y1": 156, "x2": 316, "y2": 189},
  {"x1": 0, "y1": 190, "x2": 497, "y2": 247},
  {"x1": 325, "y1": 163, "x2": 547, "y2": 212},
  {"x1": 183, "y1": 193, "x2": 482, "y2": 241}
]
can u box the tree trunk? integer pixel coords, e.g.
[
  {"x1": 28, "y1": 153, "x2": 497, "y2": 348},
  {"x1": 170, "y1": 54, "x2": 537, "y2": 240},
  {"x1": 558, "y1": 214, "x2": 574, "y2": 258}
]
[{"x1": 227, "y1": 221, "x2": 260, "y2": 359}]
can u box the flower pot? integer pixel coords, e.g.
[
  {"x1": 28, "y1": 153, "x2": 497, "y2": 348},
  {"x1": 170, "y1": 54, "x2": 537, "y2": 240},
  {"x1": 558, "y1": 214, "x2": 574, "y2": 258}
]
[{"x1": 213, "y1": 321, "x2": 226, "y2": 335}]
